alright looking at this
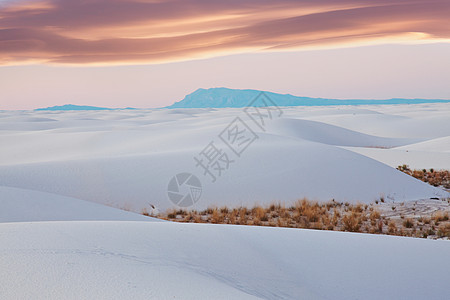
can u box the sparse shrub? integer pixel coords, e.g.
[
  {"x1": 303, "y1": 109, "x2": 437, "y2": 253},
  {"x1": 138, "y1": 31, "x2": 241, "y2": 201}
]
[
  {"x1": 176, "y1": 209, "x2": 187, "y2": 216},
  {"x1": 403, "y1": 218, "x2": 414, "y2": 228},
  {"x1": 434, "y1": 211, "x2": 449, "y2": 223},
  {"x1": 211, "y1": 209, "x2": 220, "y2": 223},
  {"x1": 353, "y1": 204, "x2": 364, "y2": 213},
  {"x1": 436, "y1": 224, "x2": 449, "y2": 238},
  {"x1": 252, "y1": 206, "x2": 267, "y2": 223},
  {"x1": 229, "y1": 209, "x2": 237, "y2": 224},
  {"x1": 388, "y1": 221, "x2": 397, "y2": 234},
  {"x1": 239, "y1": 207, "x2": 247, "y2": 225},
  {"x1": 167, "y1": 209, "x2": 177, "y2": 219},
  {"x1": 342, "y1": 212, "x2": 361, "y2": 232},
  {"x1": 369, "y1": 210, "x2": 380, "y2": 226}
]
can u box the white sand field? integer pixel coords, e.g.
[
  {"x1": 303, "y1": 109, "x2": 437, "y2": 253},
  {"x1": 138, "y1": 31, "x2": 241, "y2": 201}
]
[
  {"x1": 0, "y1": 103, "x2": 448, "y2": 212},
  {"x1": 0, "y1": 103, "x2": 449, "y2": 299},
  {"x1": 1, "y1": 219, "x2": 449, "y2": 300}
]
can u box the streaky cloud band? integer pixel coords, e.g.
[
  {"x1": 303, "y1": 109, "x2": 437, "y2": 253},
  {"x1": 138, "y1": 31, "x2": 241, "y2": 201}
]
[{"x1": 0, "y1": 0, "x2": 449, "y2": 65}]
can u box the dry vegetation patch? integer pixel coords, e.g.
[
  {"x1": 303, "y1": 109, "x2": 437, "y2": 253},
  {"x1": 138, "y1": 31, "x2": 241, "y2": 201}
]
[
  {"x1": 397, "y1": 165, "x2": 450, "y2": 189},
  {"x1": 147, "y1": 197, "x2": 450, "y2": 239}
]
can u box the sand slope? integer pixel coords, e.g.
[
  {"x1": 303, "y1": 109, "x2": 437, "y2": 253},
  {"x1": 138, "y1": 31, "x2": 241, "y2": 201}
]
[
  {"x1": 0, "y1": 104, "x2": 448, "y2": 212},
  {"x1": 0, "y1": 186, "x2": 158, "y2": 222},
  {"x1": 0, "y1": 221, "x2": 449, "y2": 300}
]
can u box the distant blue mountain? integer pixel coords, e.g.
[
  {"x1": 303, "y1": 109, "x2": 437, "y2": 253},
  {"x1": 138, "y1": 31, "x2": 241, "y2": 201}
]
[
  {"x1": 168, "y1": 88, "x2": 450, "y2": 108},
  {"x1": 35, "y1": 104, "x2": 136, "y2": 111}
]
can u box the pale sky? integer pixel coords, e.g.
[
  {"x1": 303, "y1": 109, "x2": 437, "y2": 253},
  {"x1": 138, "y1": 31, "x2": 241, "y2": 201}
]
[{"x1": 0, "y1": 0, "x2": 449, "y2": 109}]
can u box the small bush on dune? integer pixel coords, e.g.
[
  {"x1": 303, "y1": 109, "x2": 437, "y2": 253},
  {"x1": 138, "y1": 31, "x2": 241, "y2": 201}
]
[
  {"x1": 239, "y1": 208, "x2": 248, "y2": 225},
  {"x1": 342, "y1": 212, "x2": 361, "y2": 232},
  {"x1": 369, "y1": 210, "x2": 381, "y2": 226},
  {"x1": 403, "y1": 218, "x2": 414, "y2": 228},
  {"x1": 253, "y1": 206, "x2": 267, "y2": 222},
  {"x1": 388, "y1": 221, "x2": 397, "y2": 234},
  {"x1": 377, "y1": 220, "x2": 384, "y2": 233},
  {"x1": 167, "y1": 209, "x2": 177, "y2": 219},
  {"x1": 211, "y1": 208, "x2": 221, "y2": 223},
  {"x1": 433, "y1": 212, "x2": 449, "y2": 223}
]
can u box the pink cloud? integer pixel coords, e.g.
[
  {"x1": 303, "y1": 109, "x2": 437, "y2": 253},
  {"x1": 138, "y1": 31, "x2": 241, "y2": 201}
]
[{"x1": 0, "y1": 0, "x2": 449, "y2": 65}]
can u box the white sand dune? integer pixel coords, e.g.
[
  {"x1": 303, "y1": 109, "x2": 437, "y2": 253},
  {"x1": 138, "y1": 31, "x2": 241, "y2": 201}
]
[
  {"x1": 0, "y1": 186, "x2": 158, "y2": 223},
  {"x1": 0, "y1": 104, "x2": 449, "y2": 212},
  {"x1": 0, "y1": 137, "x2": 444, "y2": 211},
  {"x1": 345, "y1": 136, "x2": 450, "y2": 169},
  {"x1": 297, "y1": 104, "x2": 450, "y2": 139},
  {"x1": 269, "y1": 118, "x2": 419, "y2": 147},
  {"x1": 342, "y1": 147, "x2": 450, "y2": 170},
  {"x1": 0, "y1": 220, "x2": 449, "y2": 300},
  {"x1": 396, "y1": 136, "x2": 450, "y2": 153}
]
